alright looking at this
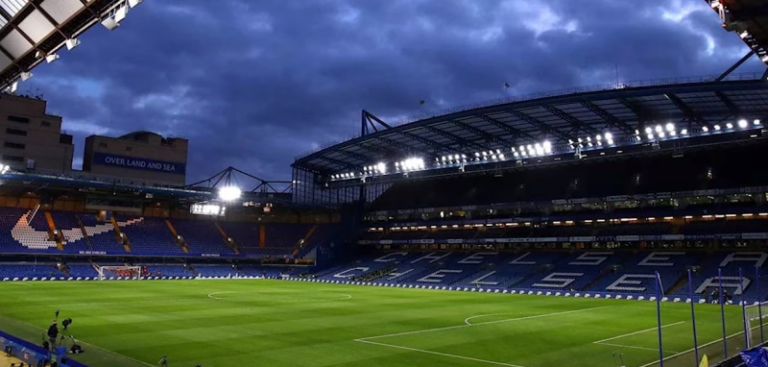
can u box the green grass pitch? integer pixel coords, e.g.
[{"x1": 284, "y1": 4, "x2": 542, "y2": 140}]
[{"x1": 0, "y1": 280, "x2": 752, "y2": 367}]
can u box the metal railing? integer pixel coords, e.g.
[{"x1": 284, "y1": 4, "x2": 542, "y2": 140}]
[{"x1": 295, "y1": 71, "x2": 765, "y2": 160}]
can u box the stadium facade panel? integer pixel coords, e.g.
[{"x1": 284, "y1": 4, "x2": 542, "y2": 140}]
[
  {"x1": 82, "y1": 131, "x2": 188, "y2": 186},
  {"x1": 0, "y1": 92, "x2": 73, "y2": 173}
]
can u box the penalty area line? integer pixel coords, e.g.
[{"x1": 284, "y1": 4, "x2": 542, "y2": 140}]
[
  {"x1": 354, "y1": 339, "x2": 528, "y2": 367},
  {"x1": 593, "y1": 321, "x2": 685, "y2": 344},
  {"x1": 359, "y1": 305, "x2": 612, "y2": 341}
]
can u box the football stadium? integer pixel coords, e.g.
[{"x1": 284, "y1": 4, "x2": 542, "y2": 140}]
[{"x1": 3, "y1": 1, "x2": 768, "y2": 367}]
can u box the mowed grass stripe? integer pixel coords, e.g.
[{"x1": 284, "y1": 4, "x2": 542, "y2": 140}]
[{"x1": 0, "y1": 280, "x2": 748, "y2": 367}]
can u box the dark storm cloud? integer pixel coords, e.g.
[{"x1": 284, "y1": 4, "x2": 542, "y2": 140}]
[{"x1": 19, "y1": 0, "x2": 765, "y2": 182}]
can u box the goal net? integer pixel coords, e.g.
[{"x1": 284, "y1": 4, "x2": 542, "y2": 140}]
[
  {"x1": 745, "y1": 301, "x2": 768, "y2": 348},
  {"x1": 97, "y1": 266, "x2": 142, "y2": 281}
]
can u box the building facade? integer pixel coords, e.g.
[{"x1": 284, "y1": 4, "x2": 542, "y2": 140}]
[
  {"x1": 82, "y1": 131, "x2": 188, "y2": 186},
  {"x1": 0, "y1": 93, "x2": 73, "y2": 174}
]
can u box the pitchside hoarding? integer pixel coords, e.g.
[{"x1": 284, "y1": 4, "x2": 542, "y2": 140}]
[{"x1": 91, "y1": 152, "x2": 186, "y2": 175}]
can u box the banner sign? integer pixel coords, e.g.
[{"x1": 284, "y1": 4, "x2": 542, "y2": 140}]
[
  {"x1": 92, "y1": 152, "x2": 186, "y2": 175},
  {"x1": 358, "y1": 232, "x2": 766, "y2": 245},
  {"x1": 367, "y1": 185, "x2": 768, "y2": 216}
]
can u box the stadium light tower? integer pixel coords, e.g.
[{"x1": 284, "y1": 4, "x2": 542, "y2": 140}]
[{"x1": 218, "y1": 186, "x2": 242, "y2": 202}]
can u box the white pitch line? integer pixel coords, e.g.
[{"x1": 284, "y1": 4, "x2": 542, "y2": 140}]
[
  {"x1": 207, "y1": 291, "x2": 352, "y2": 301},
  {"x1": 465, "y1": 313, "x2": 525, "y2": 326},
  {"x1": 593, "y1": 321, "x2": 685, "y2": 344},
  {"x1": 355, "y1": 339, "x2": 528, "y2": 367},
  {"x1": 596, "y1": 342, "x2": 679, "y2": 354},
  {"x1": 359, "y1": 305, "x2": 612, "y2": 340},
  {"x1": 638, "y1": 330, "x2": 745, "y2": 367}
]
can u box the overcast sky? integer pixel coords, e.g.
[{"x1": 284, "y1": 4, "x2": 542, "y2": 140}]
[{"x1": 20, "y1": 0, "x2": 767, "y2": 184}]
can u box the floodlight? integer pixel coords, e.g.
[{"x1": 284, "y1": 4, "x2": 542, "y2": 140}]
[
  {"x1": 115, "y1": 6, "x2": 129, "y2": 23},
  {"x1": 645, "y1": 127, "x2": 652, "y2": 134},
  {"x1": 738, "y1": 119, "x2": 748, "y2": 128},
  {"x1": 634, "y1": 129, "x2": 639, "y2": 135},
  {"x1": 681, "y1": 129, "x2": 688, "y2": 135},
  {"x1": 655, "y1": 125, "x2": 662, "y2": 133},
  {"x1": 568, "y1": 139, "x2": 574, "y2": 144},
  {"x1": 647, "y1": 133, "x2": 654, "y2": 140},
  {"x1": 604, "y1": 132, "x2": 613, "y2": 140},
  {"x1": 454, "y1": 154, "x2": 460, "y2": 160},
  {"x1": 218, "y1": 186, "x2": 242, "y2": 202},
  {"x1": 461, "y1": 154, "x2": 467, "y2": 159},
  {"x1": 128, "y1": 0, "x2": 145, "y2": 7},
  {"x1": 45, "y1": 53, "x2": 59, "y2": 63},
  {"x1": 65, "y1": 38, "x2": 81, "y2": 50},
  {"x1": 8, "y1": 81, "x2": 18, "y2": 93},
  {"x1": 543, "y1": 141, "x2": 552, "y2": 153},
  {"x1": 702, "y1": 126, "x2": 709, "y2": 132},
  {"x1": 514, "y1": 152, "x2": 519, "y2": 157},
  {"x1": 101, "y1": 17, "x2": 119, "y2": 31},
  {"x1": 714, "y1": 125, "x2": 721, "y2": 130},
  {"x1": 491, "y1": 154, "x2": 498, "y2": 160},
  {"x1": 496, "y1": 149, "x2": 501, "y2": 154},
  {"x1": 474, "y1": 152, "x2": 480, "y2": 157},
  {"x1": 763, "y1": 55, "x2": 768, "y2": 63},
  {"x1": 635, "y1": 136, "x2": 641, "y2": 141},
  {"x1": 658, "y1": 132, "x2": 665, "y2": 138},
  {"x1": 377, "y1": 162, "x2": 386, "y2": 174},
  {"x1": 665, "y1": 123, "x2": 674, "y2": 132},
  {"x1": 585, "y1": 136, "x2": 591, "y2": 142},
  {"x1": 499, "y1": 153, "x2": 505, "y2": 160},
  {"x1": 755, "y1": 119, "x2": 762, "y2": 125},
  {"x1": 607, "y1": 139, "x2": 614, "y2": 145},
  {"x1": 519, "y1": 145, "x2": 525, "y2": 152},
  {"x1": 669, "y1": 130, "x2": 676, "y2": 137},
  {"x1": 595, "y1": 134, "x2": 602, "y2": 141},
  {"x1": 726, "y1": 123, "x2": 733, "y2": 129},
  {"x1": 20, "y1": 72, "x2": 32, "y2": 81}
]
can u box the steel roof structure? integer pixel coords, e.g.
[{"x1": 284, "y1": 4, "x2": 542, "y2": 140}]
[
  {"x1": 293, "y1": 73, "x2": 768, "y2": 174},
  {"x1": 0, "y1": 0, "x2": 136, "y2": 92},
  {"x1": 707, "y1": 0, "x2": 768, "y2": 68}
]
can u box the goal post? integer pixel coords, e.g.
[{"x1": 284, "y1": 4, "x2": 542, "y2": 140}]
[
  {"x1": 97, "y1": 266, "x2": 142, "y2": 281},
  {"x1": 745, "y1": 301, "x2": 768, "y2": 348}
]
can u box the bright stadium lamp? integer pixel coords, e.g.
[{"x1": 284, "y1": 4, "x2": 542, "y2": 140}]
[
  {"x1": 128, "y1": 0, "x2": 145, "y2": 7},
  {"x1": 702, "y1": 126, "x2": 709, "y2": 132},
  {"x1": 738, "y1": 119, "x2": 748, "y2": 128},
  {"x1": 665, "y1": 123, "x2": 674, "y2": 132},
  {"x1": 218, "y1": 186, "x2": 242, "y2": 202},
  {"x1": 714, "y1": 125, "x2": 721, "y2": 131},
  {"x1": 755, "y1": 119, "x2": 762, "y2": 126},
  {"x1": 726, "y1": 123, "x2": 733, "y2": 129},
  {"x1": 377, "y1": 162, "x2": 386, "y2": 174},
  {"x1": 45, "y1": 54, "x2": 59, "y2": 64},
  {"x1": 20, "y1": 72, "x2": 32, "y2": 81},
  {"x1": 543, "y1": 141, "x2": 552, "y2": 154}
]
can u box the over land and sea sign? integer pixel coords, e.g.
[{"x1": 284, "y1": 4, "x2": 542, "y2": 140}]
[{"x1": 92, "y1": 152, "x2": 186, "y2": 175}]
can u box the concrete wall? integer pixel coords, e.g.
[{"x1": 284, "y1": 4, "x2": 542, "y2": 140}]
[{"x1": 0, "y1": 94, "x2": 73, "y2": 173}]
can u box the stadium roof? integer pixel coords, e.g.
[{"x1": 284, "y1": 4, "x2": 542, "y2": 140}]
[
  {"x1": 293, "y1": 73, "x2": 768, "y2": 174},
  {"x1": 708, "y1": 0, "x2": 768, "y2": 67},
  {"x1": 0, "y1": 0, "x2": 135, "y2": 92}
]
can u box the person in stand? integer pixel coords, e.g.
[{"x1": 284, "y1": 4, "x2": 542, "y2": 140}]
[{"x1": 158, "y1": 356, "x2": 168, "y2": 367}]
